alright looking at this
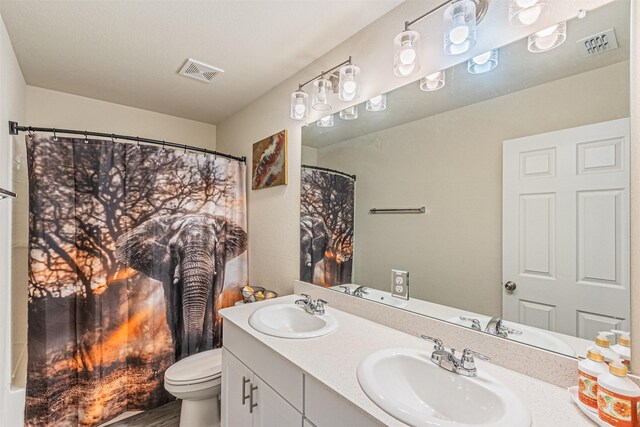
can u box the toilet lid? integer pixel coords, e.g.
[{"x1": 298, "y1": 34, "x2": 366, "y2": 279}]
[{"x1": 165, "y1": 348, "x2": 222, "y2": 385}]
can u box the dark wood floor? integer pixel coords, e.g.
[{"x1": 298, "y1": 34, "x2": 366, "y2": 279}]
[{"x1": 109, "y1": 401, "x2": 181, "y2": 427}]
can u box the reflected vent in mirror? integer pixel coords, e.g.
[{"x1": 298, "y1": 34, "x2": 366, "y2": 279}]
[{"x1": 576, "y1": 29, "x2": 618, "y2": 57}]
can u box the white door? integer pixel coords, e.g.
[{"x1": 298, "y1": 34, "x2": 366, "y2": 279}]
[
  {"x1": 503, "y1": 119, "x2": 630, "y2": 339},
  {"x1": 222, "y1": 348, "x2": 254, "y2": 427},
  {"x1": 252, "y1": 375, "x2": 302, "y2": 427}
]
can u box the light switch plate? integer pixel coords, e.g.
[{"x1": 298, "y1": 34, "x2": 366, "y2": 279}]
[{"x1": 391, "y1": 269, "x2": 409, "y2": 300}]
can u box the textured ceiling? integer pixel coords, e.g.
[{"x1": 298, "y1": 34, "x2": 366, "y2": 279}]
[{"x1": 0, "y1": 0, "x2": 403, "y2": 124}]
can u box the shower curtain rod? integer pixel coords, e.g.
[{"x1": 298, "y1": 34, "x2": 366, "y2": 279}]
[
  {"x1": 8, "y1": 121, "x2": 246, "y2": 163},
  {"x1": 302, "y1": 164, "x2": 356, "y2": 181}
]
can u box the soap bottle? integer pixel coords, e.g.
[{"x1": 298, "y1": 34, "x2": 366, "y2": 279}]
[
  {"x1": 597, "y1": 361, "x2": 640, "y2": 426},
  {"x1": 595, "y1": 331, "x2": 620, "y2": 363},
  {"x1": 578, "y1": 348, "x2": 609, "y2": 412},
  {"x1": 611, "y1": 330, "x2": 632, "y2": 370}
]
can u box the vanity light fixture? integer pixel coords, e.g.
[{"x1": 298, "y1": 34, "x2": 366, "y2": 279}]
[
  {"x1": 467, "y1": 50, "x2": 498, "y2": 74},
  {"x1": 338, "y1": 64, "x2": 361, "y2": 101},
  {"x1": 339, "y1": 105, "x2": 359, "y2": 120},
  {"x1": 312, "y1": 77, "x2": 332, "y2": 111},
  {"x1": 290, "y1": 56, "x2": 359, "y2": 121},
  {"x1": 290, "y1": 89, "x2": 310, "y2": 120},
  {"x1": 527, "y1": 21, "x2": 567, "y2": 52},
  {"x1": 317, "y1": 114, "x2": 334, "y2": 127},
  {"x1": 395, "y1": 0, "x2": 489, "y2": 73},
  {"x1": 508, "y1": 0, "x2": 546, "y2": 26},
  {"x1": 365, "y1": 94, "x2": 387, "y2": 112},
  {"x1": 419, "y1": 70, "x2": 446, "y2": 91}
]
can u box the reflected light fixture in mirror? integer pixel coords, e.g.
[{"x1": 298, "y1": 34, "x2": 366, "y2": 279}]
[
  {"x1": 365, "y1": 94, "x2": 387, "y2": 111},
  {"x1": 419, "y1": 70, "x2": 446, "y2": 91},
  {"x1": 317, "y1": 114, "x2": 334, "y2": 127},
  {"x1": 290, "y1": 89, "x2": 309, "y2": 120},
  {"x1": 339, "y1": 64, "x2": 361, "y2": 101},
  {"x1": 393, "y1": 30, "x2": 421, "y2": 77},
  {"x1": 528, "y1": 21, "x2": 567, "y2": 52},
  {"x1": 339, "y1": 105, "x2": 359, "y2": 120},
  {"x1": 444, "y1": 0, "x2": 477, "y2": 55},
  {"x1": 468, "y1": 50, "x2": 499, "y2": 74},
  {"x1": 312, "y1": 77, "x2": 332, "y2": 111},
  {"x1": 509, "y1": 0, "x2": 546, "y2": 26}
]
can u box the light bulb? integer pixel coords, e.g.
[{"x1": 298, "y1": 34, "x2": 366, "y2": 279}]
[
  {"x1": 290, "y1": 89, "x2": 309, "y2": 120},
  {"x1": 528, "y1": 21, "x2": 566, "y2": 52},
  {"x1": 473, "y1": 51, "x2": 492, "y2": 65},
  {"x1": 317, "y1": 114, "x2": 334, "y2": 127},
  {"x1": 468, "y1": 50, "x2": 498, "y2": 74},
  {"x1": 338, "y1": 64, "x2": 360, "y2": 102},
  {"x1": 343, "y1": 80, "x2": 356, "y2": 94},
  {"x1": 294, "y1": 102, "x2": 305, "y2": 115},
  {"x1": 369, "y1": 95, "x2": 382, "y2": 105},
  {"x1": 393, "y1": 30, "x2": 420, "y2": 76},
  {"x1": 517, "y1": 5, "x2": 541, "y2": 24},
  {"x1": 419, "y1": 70, "x2": 445, "y2": 91},
  {"x1": 365, "y1": 93, "x2": 387, "y2": 111},
  {"x1": 449, "y1": 14, "x2": 470, "y2": 45},
  {"x1": 400, "y1": 42, "x2": 417, "y2": 65},
  {"x1": 516, "y1": 0, "x2": 538, "y2": 7}
]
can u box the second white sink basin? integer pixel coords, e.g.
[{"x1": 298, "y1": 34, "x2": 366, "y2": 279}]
[
  {"x1": 357, "y1": 348, "x2": 531, "y2": 427},
  {"x1": 249, "y1": 303, "x2": 338, "y2": 339}
]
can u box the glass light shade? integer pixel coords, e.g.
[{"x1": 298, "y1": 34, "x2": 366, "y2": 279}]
[
  {"x1": 312, "y1": 78, "x2": 333, "y2": 111},
  {"x1": 290, "y1": 89, "x2": 309, "y2": 120},
  {"x1": 443, "y1": 0, "x2": 477, "y2": 55},
  {"x1": 419, "y1": 70, "x2": 445, "y2": 91},
  {"x1": 393, "y1": 30, "x2": 421, "y2": 77},
  {"x1": 528, "y1": 21, "x2": 567, "y2": 52},
  {"x1": 468, "y1": 50, "x2": 498, "y2": 74},
  {"x1": 339, "y1": 105, "x2": 358, "y2": 120},
  {"x1": 509, "y1": 0, "x2": 546, "y2": 26},
  {"x1": 338, "y1": 64, "x2": 361, "y2": 102},
  {"x1": 365, "y1": 94, "x2": 387, "y2": 112},
  {"x1": 317, "y1": 114, "x2": 334, "y2": 127}
]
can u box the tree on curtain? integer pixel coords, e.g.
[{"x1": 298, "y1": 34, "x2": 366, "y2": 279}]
[
  {"x1": 300, "y1": 167, "x2": 355, "y2": 287},
  {"x1": 25, "y1": 134, "x2": 248, "y2": 426}
]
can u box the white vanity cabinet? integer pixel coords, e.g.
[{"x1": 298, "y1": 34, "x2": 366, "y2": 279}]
[{"x1": 222, "y1": 348, "x2": 301, "y2": 427}]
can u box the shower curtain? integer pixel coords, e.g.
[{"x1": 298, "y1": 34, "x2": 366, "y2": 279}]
[
  {"x1": 300, "y1": 167, "x2": 355, "y2": 287},
  {"x1": 25, "y1": 134, "x2": 248, "y2": 426}
]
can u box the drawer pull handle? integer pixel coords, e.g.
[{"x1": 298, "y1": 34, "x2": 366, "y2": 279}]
[
  {"x1": 250, "y1": 384, "x2": 258, "y2": 413},
  {"x1": 242, "y1": 376, "x2": 250, "y2": 405}
]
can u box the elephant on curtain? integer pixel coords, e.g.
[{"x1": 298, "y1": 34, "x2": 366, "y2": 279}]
[
  {"x1": 115, "y1": 213, "x2": 247, "y2": 360},
  {"x1": 300, "y1": 215, "x2": 331, "y2": 283}
]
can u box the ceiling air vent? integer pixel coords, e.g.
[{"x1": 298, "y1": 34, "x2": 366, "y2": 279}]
[
  {"x1": 576, "y1": 29, "x2": 619, "y2": 58},
  {"x1": 178, "y1": 58, "x2": 224, "y2": 83}
]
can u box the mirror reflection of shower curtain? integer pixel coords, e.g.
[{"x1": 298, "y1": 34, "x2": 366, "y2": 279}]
[
  {"x1": 25, "y1": 134, "x2": 247, "y2": 426},
  {"x1": 300, "y1": 167, "x2": 355, "y2": 287}
]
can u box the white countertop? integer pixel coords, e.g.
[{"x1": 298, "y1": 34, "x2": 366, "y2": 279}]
[{"x1": 220, "y1": 295, "x2": 594, "y2": 427}]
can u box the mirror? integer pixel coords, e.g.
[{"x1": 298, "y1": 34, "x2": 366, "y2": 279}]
[{"x1": 300, "y1": 0, "x2": 631, "y2": 361}]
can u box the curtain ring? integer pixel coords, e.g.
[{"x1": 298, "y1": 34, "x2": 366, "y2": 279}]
[
  {"x1": 27, "y1": 127, "x2": 33, "y2": 139},
  {"x1": 53, "y1": 129, "x2": 58, "y2": 141},
  {"x1": 183, "y1": 144, "x2": 187, "y2": 154},
  {"x1": 111, "y1": 133, "x2": 115, "y2": 143},
  {"x1": 202, "y1": 149, "x2": 207, "y2": 158},
  {"x1": 136, "y1": 137, "x2": 140, "y2": 149},
  {"x1": 162, "y1": 141, "x2": 166, "y2": 152},
  {"x1": 84, "y1": 131, "x2": 88, "y2": 144}
]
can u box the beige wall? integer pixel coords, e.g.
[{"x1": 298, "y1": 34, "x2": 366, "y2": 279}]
[
  {"x1": 10, "y1": 86, "x2": 217, "y2": 389},
  {"x1": 315, "y1": 62, "x2": 630, "y2": 316},
  {"x1": 216, "y1": 0, "x2": 609, "y2": 296},
  {"x1": 0, "y1": 13, "x2": 26, "y2": 425}
]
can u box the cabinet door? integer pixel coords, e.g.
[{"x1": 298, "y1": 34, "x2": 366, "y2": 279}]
[
  {"x1": 252, "y1": 375, "x2": 303, "y2": 427},
  {"x1": 222, "y1": 348, "x2": 253, "y2": 427}
]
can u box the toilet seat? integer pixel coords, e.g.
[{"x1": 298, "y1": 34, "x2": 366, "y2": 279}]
[{"x1": 165, "y1": 348, "x2": 222, "y2": 386}]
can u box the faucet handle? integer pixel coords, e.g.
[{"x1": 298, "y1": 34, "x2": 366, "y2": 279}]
[
  {"x1": 421, "y1": 335, "x2": 444, "y2": 351},
  {"x1": 459, "y1": 316, "x2": 482, "y2": 331},
  {"x1": 338, "y1": 285, "x2": 351, "y2": 295},
  {"x1": 315, "y1": 299, "x2": 328, "y2": 314},
  {"x1": 462, "y1": 348, "x2": 490, "y2": 362}
]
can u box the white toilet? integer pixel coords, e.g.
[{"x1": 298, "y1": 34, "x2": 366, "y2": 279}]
[{"x1": 164, "y1": 348, "x2": 223, "y2": 427}]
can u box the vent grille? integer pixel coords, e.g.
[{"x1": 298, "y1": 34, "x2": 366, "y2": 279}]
[
  {"x1": 178, "y1": 59, "x2": 224, "y2": 83},
  {"x1": 576, "y1": 29, "x2": 619, "y2": 57}
]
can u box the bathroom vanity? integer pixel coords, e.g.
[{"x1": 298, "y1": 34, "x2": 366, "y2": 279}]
[{"x1": 220, "y1": 295, "x2": 594, "y2": 426}]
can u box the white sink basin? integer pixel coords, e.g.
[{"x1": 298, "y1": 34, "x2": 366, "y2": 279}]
[
  {"x1": 249, "y1": 303, "x2": 338, "y2": 339},
  {"x1": 448, "y1": 316, "x2": 576, "y2": 357},
  {"x1": 357, "y1": 348, "x2": 531, "y2": 427}
]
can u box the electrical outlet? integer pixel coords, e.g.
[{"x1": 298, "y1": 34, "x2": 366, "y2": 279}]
[{"x1": 391, "y1": 269, "x2": 409, "y2": 300}]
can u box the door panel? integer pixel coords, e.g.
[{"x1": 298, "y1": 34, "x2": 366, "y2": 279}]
[
  {"x1": 252, "y1": 375, "x2": 302, "y2": 427},
  {"x1": 503, "y1": 119, "x2": 630, "y2": 338},
  {"x1": 222, "y1": 349, "x2": 253, "y2": 427}
]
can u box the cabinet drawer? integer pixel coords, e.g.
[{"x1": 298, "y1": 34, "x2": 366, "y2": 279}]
[
  {"x1": 223, "y1": 321, "x2": 304, "y2": 411},
  {"x1": 304, "y1": 375, "x2": 384, "y2": 427}
]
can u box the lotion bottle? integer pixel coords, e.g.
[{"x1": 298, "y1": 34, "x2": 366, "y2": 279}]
[
  {"x1": 597, "y1": 361, "x2": 640, "y2": 427},
  {"x1": 595, "y1": 331, "x2": 620, "y2": 363},
  {"x1": 578, "y1": 348, "x2": 609, "y2": 412},
  {"x1": 611, "y1": 330, "x2": 632, "y2": 370}
]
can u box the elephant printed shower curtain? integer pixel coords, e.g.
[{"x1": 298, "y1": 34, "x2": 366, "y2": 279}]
[
  {"x1": 300, "y1": 167, "x2": 355, "y2": 287},
  {"x1": 25, "y1": 134, "x2": 248, "y2": 426}
]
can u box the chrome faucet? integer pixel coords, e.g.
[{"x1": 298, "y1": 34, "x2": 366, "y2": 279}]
[
  {"x1": 353, "y1": 286, "x2": 369, "y2": 298},
  {"x1": 421, "y1": 335, "x2": 490, "y2": 377},
  {"x1": 295, "y1": 294, "x2": 328, "y2": 315},
  {"x1": 484, "y1": 317, "x2": 522, "y2": 338},
  {"x1": 458, "y1": 316, "x2": 482, "y2": 331}
]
